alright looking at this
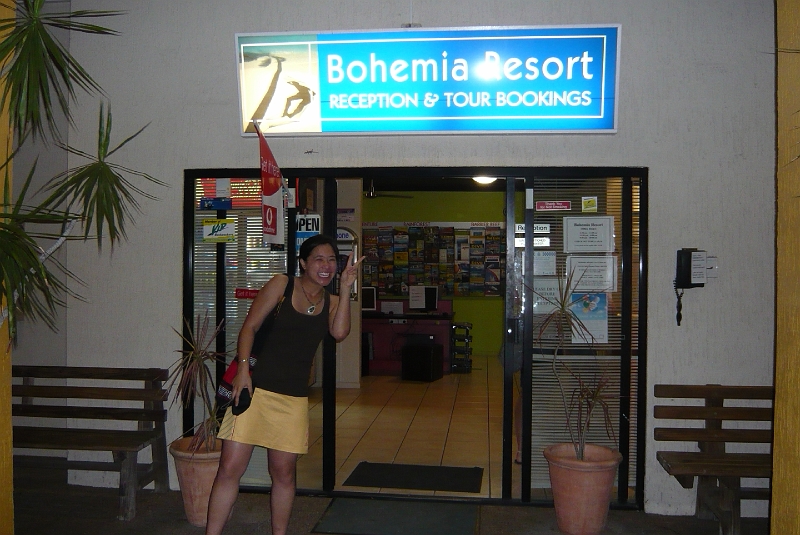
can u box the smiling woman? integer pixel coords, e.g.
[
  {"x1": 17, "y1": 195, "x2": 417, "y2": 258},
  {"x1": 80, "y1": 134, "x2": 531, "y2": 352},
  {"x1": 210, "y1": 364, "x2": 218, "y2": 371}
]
[{"x1": 205, "y1": 233, "x2": 363, "y2": 535}]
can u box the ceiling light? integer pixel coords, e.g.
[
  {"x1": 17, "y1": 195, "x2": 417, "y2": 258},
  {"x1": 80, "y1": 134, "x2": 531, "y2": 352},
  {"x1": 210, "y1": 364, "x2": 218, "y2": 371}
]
[{"x1": 472, "y1": 176, "x2": 497, "y2": 185}]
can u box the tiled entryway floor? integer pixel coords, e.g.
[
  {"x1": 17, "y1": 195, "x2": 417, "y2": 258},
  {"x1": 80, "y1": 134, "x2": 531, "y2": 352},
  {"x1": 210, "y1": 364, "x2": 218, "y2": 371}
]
[{"x1": 296, "y1": 353, "x2": 531, "y2": 499}]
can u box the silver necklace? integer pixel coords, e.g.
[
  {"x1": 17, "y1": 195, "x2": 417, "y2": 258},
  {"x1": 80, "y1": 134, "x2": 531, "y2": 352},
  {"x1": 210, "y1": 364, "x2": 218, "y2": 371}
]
[{"x1": 299, "y1": 279, "x2": 324, "y2": 314}]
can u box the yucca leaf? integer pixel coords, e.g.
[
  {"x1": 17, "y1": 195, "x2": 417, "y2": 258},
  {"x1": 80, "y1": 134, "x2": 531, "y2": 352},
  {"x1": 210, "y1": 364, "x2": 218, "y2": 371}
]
[
  {"x1": 1, "y1": 152, "x2": 85, "y2": 337},
  {"x1": 167, "y1": 311, "x2": 227, "y2": 452},
  {"x1": 39, "y1": 104, "x2": 166, "y2": 249},
  {"x1": 106, "y1": 123, "x2": 150, "y2": 159},
  {"x1": 0, "y1": 215, "x2": 81, "y2": 338},
  {"x1": 0, "y1": 3, "x2": 166, "y2": 339},
  {"x1": 0, "y1": 1, "x2": 123, "y2": 142},
  {"x1": 528, "y1": 267, "x2": 616, "y2": 459}
]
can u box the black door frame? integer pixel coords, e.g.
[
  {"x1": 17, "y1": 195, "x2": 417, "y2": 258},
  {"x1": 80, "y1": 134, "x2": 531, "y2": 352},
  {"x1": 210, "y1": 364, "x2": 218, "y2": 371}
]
[{"x1": 182, "y1": 166, "x2": 647, "y2": 507}]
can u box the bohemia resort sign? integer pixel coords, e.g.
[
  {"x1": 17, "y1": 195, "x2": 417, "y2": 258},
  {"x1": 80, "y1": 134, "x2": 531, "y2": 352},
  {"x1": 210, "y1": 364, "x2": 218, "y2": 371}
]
[{"x1": 236, "y1": 25, "x2": 619, "y2": 135}]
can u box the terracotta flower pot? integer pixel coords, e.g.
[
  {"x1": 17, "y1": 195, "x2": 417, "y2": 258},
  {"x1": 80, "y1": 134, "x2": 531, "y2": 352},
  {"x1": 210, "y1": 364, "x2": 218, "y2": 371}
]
[
  {"x1": 543, "y1": 443, "x2": 623, "y2": 535},
  {"x1": 169, "y1": 436, "x2": 222, "y2": 527}
]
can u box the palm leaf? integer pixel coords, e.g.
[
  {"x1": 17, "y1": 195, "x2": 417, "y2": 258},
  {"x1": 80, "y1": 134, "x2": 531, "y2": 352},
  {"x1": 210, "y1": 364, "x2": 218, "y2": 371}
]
[
  {"x1": 39, "y1": 104, "x2": 166, "y2": 249},
  {"x1": 0, "y1": 0, "x2": 123, "y2": 142},
  {"x1": 1, "y1": 156, "x2": 83, "y2": 338},
  {"x1": 0, "y1": 4, "x2": 163, "y2": 338}
]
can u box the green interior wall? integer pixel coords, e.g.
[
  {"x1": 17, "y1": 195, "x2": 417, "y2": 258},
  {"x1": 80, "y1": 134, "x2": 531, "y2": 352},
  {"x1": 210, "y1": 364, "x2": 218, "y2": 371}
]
[{"x1": 363, "y1": 189, "x2": 523, "y2": 356}]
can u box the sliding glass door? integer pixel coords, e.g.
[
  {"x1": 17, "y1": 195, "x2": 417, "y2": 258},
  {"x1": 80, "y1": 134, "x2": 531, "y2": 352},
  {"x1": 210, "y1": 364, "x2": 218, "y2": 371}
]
[{"x1": 517, "y1": 173, "x2": 646, "y2": 506}]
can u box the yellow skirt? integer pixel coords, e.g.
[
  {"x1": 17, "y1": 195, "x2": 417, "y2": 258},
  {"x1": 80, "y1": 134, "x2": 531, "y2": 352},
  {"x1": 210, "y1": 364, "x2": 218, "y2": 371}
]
[{"x1": 217, "y1": 387, "x2": 309, "y2": 454}]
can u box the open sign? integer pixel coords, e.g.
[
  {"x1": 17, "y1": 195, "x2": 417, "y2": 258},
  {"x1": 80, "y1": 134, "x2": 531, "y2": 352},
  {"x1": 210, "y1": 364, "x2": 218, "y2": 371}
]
[{"x1": 297, "y1": 214, "x2": 320, "y2": 233}]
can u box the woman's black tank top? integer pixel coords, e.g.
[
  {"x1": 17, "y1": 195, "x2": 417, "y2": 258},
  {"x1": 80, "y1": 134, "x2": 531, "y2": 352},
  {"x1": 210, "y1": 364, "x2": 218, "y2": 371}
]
[{"x1": 251, "y1": 277, "x2": 330, "y2": 397}]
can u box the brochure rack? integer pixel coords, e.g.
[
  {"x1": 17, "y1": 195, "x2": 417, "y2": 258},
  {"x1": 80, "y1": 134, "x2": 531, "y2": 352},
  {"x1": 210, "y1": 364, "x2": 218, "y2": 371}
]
[{"x1": 450, "y1": 322, "x2": 473, "y2": 373}]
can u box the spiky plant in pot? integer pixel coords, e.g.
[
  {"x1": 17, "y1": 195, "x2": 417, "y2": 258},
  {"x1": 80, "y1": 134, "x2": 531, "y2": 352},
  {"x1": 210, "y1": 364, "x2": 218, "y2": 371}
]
[
  {"x1": 532, "y1": 268, "x2": 622, "y2": 535},
  {"x1": 167, "y1": 310, "x2": 227, "y2": 452},
  {"x1": 532, "y1": 268, "x2": 618, "y2": 460}
]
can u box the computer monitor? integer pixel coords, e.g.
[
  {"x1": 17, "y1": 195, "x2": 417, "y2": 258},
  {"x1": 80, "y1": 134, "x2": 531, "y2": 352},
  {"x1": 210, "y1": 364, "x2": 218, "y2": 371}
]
[
  {"x1": 409, "y1": 285, "x2": 438, "y2": 312},
  {"x1": 361, "y1": 286, "x2": 377, "y2": 311}
]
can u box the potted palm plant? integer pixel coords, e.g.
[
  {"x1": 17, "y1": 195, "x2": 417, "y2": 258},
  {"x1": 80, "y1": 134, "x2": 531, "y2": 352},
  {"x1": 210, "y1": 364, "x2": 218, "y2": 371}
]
[
  {"x1": 166, "y1": 311, "x2": 227, "y2": 527},
  {"x1": 532, "y1": 269, "x2": 622, "y2": 535},
  {"x1": 0, "y1": 4, "x2": 164, "y2": 525},
  {"x1": 0, "y1": 2, "x2": 164, "y2": 339}
]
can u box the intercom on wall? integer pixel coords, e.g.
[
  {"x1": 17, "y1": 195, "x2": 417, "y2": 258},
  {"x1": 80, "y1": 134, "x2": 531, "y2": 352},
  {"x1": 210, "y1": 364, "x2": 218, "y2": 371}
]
[
  {"x1": 675, "y1": 248, "x2": 706, "y2": 289},
  {"x1": 674, "y1": 248, "x2": 706, "y2": 326}
]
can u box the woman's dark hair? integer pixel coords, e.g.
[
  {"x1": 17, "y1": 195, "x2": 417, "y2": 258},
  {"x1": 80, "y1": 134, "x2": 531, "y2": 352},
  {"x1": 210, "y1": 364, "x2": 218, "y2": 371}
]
[{"x1": 298, "y1": 234, "x2": 339, "y2": 273}]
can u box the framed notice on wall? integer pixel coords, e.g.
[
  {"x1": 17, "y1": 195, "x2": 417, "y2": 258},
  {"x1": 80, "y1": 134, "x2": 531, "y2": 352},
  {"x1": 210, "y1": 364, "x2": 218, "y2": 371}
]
[
  {"x1": 563, "y1": 216, "x2": 615, "y2": 253},
  {"x1": 570, "y1": 292, "x2": 608, "y2": 344},
  {"x1": 566, "y1": 255, "x2": 617, "y2": 292}
]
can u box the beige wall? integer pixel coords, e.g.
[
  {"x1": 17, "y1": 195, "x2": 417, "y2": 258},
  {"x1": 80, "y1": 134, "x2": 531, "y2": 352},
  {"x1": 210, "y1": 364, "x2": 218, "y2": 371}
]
[{"x1": 773, "y1": 1, "x2": 800, "y2": 531}]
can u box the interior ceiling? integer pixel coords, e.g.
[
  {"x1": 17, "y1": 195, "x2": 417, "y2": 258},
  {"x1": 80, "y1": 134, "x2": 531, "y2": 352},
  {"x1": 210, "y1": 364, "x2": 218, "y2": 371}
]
[
  {"x1": 281, "y1": 167, "x2": 642, "y2": 193},
  {"x1": 366, "y1": 175, "x2": 508, "y2": 192},
  {"x1": 361, "y1": 175, "x2": 600, "y2": 193}
]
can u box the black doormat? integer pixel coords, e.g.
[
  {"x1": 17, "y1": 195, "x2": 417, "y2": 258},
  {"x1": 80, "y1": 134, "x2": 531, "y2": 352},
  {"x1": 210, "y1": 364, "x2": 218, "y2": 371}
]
[
  {"x1": 313, "y1": 497, "x2": 478, "y2": 535},
  {"x1": 342, "y1": 462, "x2": 483, "y2": 493}
]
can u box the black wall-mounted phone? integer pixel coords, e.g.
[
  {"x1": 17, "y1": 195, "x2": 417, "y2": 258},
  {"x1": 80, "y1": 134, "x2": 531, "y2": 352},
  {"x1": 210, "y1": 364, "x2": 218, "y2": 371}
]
[
  {"x1": 674, "y1": 248, "x2": 706, "y2": 326},
  {"x1": 675, "y1": 248, "x2": 706, "y2": 289}
]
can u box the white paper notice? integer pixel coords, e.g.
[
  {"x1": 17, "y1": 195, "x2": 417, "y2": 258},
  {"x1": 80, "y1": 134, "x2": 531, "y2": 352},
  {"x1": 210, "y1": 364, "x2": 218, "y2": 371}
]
[
  {"x1": 566, "y1": 256, "x2": 617, "y2": 292},
  {"x1": 409, "y1": 286, "x2": 425, "y2": 309},
  {"x1": 380, "y1": 301, "x2": 404, "y2": 315},
  {"x1": 533, "y1": 251, "x2": 557, "y2": 276},
  {"x1": 532, "y1": 278, "x2": 560, "y2": 315}
]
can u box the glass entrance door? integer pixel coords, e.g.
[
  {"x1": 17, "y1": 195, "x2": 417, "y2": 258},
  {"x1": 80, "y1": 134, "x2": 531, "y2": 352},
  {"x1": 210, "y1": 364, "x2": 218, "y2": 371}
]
[{"x1": 518, "y1": 173, "x2": 645, "y2": 506}]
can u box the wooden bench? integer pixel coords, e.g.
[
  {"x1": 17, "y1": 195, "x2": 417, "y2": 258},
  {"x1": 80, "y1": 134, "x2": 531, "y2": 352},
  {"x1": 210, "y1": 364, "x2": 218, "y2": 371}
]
[
  {"x1": 653, "y1": 384, "x2": 773, "y2": 535},
  {"x1": 12, "y1": 365, "x2": 170, "y2": 521}
]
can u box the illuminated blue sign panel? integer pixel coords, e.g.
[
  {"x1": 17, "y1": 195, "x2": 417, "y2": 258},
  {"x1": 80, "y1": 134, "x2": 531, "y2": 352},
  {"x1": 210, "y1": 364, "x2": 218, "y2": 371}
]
[{"x1": 236, "y1": 26, "x2": 619, "y2": 135}]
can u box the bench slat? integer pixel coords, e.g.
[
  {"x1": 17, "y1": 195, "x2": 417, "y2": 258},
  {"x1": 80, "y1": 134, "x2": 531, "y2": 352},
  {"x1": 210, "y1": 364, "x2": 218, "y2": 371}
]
[
  {"x1": 654, "y1": 384, "x2": 774, "y2": 400},
  {"x1": 739, "y1": 488, "x2": 771, "y2": 500},
  {"x1": 656, "y1": 451, "x2": 772, "y2": 479},
  {"x1": 12, "y1": 384, "x2": 167, "y2": 402},
  {"x1": 654, "y1": 405, "x2": 772, "y2": 421},
  {"x1": 654, "y1": 427, "x2": 772, "y2": 443},
  {"x1": 653, "y1": 384, "x2": 773, "y2": 535},
  {"x1": 13, "y1": 404, "x2": 167, "y2": 422},
  {"x1": 14, "y1": 455, "x2": 160, "y2": 485},
  {"x1": 13, "y1": 426, "x2": 160, "y2": 452},
  {"x1": 12, "y1": 365, "x2": 168, "y2": 382}
]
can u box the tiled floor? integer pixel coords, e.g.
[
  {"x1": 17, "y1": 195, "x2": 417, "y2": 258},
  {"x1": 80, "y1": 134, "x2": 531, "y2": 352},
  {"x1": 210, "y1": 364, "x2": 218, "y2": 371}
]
[{"x1": 295, "y1": 352, "x2": 526, "y2": 499}]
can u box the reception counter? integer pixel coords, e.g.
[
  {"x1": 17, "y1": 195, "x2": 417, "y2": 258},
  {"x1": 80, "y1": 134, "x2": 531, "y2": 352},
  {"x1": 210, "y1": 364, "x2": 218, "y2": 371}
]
[{"x1": 362, "y1": 312, "x2": 453, "y2": 376}]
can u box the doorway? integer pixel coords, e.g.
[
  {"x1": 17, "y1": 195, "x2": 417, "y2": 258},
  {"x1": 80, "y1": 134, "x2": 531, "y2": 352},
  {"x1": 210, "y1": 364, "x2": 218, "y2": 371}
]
[{"x1": 183, "y1": 166, "x2": 646, "y2": 506}]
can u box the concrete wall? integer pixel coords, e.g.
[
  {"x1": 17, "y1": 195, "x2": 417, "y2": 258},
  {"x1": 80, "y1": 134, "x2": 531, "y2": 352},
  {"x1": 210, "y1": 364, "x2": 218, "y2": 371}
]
[{"x1": 11, "y1": 0, "x2": 775, "y2": 516}]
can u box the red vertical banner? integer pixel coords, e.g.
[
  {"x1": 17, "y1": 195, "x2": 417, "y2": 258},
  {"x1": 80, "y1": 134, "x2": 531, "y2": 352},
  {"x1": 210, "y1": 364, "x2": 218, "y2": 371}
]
[{"x1": 254, "y1": 121, "x2": 284, "y2": 245}]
